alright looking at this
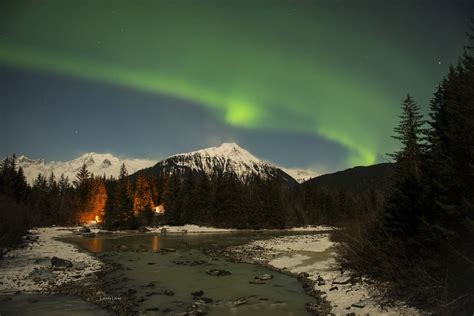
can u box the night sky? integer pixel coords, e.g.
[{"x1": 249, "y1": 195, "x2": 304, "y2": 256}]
[{"x1": 1, "y1": 0, "x2": 472, "y2": 173}]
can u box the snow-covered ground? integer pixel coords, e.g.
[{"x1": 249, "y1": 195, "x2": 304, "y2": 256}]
[
  {"x1": 230, "y1": 234, "x2": 420, "y2": 315},
  {"x1": 146, "y1": 224, "x2": 335, "y2": 234},
  {"x1": 0, "y1": 227, "x2": 103, "y2": 293},
  {"x1": 148, "y1": 224, "x2": 236, "y2": 234}
]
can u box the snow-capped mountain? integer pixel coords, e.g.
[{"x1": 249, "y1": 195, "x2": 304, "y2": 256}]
[
  {"x1": 141, "y1": 142, "x2": 297, "y2": 184},
  {"x1": 16, "y1": 153, "x2": 156, "y2": 184},
  {"x1": 14, "y1": 144, "x2": 317, "y2": 185},
  {"x1": 280, "y1": 168, "x2": 318, "y2": 183}
]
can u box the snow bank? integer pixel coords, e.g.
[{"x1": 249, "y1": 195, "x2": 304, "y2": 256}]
[
  {"x1": 236, "y1": 234, "x2": 419, "y2": 315},
  {"x1": 148, "y1": 224, "x2": 236, "y2": 234},
  {"x1": 146, "y1": 224, "x2": 336, "y2": 234},
  {"x1": 0, "y1": 227, "x2": 103, "y2": 293},
  {"x1": 286, "y1": 225, "x2": 337, "y2": 232}
]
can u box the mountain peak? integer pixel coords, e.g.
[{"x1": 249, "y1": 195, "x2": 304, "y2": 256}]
[
  {"x1": 162, "y1": 142, "x2": 292, "y2": 182},
  {"x1": 218, "y1": 142, "x2": 242, "y2": 149},
  {"x1": 15, "y1": 153, "x2": 156, "y2": 184}
]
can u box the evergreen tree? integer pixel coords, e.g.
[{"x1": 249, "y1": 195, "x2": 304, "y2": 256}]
[
  {"x1": 163, "y1": 172, "x2": 182, "y2": 225},
  {"x1": 104, "y1": 164, "x2": 135, "y2": 229},
  {"x1": 133, "y1": 172, "x2": 154, "y2": 215},
  {"x1": 384, "y1": 95, "x2": 426, "y2": 236}
]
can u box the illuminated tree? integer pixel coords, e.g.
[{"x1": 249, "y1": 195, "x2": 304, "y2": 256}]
[{"x1": 133, "y1": 172, "x2": 154, "y2": 215}]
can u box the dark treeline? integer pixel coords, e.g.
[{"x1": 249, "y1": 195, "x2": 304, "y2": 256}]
[
  {"x1": 337, "y1": 31, "x2": 474, "y2": 314},
  {"x1": 0, "y1": 158, "x2": 110, "y2": 246},
  {"x1": 129, "y1": 169, "x2": 383, "y2": 229}
]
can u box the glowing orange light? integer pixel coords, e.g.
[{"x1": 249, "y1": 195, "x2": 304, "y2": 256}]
[{"x1": 152, "y1": 235, "x2": 160, "y2": 252}]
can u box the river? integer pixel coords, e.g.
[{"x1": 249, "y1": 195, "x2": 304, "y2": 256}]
[{"x1": 1, "y1": 231, "x2": 325, "y2": 315}]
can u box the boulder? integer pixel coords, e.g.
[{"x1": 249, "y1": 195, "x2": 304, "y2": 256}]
[
  {"x1": 351, "y1": 299, "x2": 369, "y2": 308},
  {"x1": 81, "y1": 232, "x2": 95, "y2": 238},
  {"x1": 305, "y1": 302, "x2": 330, "y2": 314},
  {"x1": 163, "y1": 289, "x2": 174, "y2": 296},
  {"x1": 161, "y1": 247, "x2": 176, "y2": 252},
  {"x1": 192, "y1": 290, "x2": 204, "y2": 297},
  {"x1": 297, "y1": 272, "x2": 310, "y2": 280},
  {"x1": 333, "y1": 275, "x2": 352, "y2": 285},
  {"x1": 143, "y1": 282, "x2": 155, "y2": 288},
  {"x1": 200, "y1": 297, "x2": 213, "y2": 303},
  {"x1": 206, "y1": 269, "x2": 231, "y2": 276},
  {"x1": 51, "y1": 257, "x2": 73, "y2": 268},
  {"x1": 317, "y1": 275, "x2": 325, "y2": 286},
  {"x1": 249, "y1": 280, "x2": 266, "y2": 285},
  {"x1": 256, "y1": 273, "x2": 273, "y2": 281},
  {"x1": 138, "y1": 226, "x2": 149, "y2": 233},
  {"x1": 79, "y1": 226, "x2": 91, "y2": 233},
  {"x1": 233, "y1": 297, "x2": 248, "y2": 306}
]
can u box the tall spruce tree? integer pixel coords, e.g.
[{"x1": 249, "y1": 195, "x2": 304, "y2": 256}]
[
  {"x1": 104, "y1": 164, "x2": 135, "y2": 229},
  {"x1": 422, "y1": 39, "x2": 474, "y2": 311},
  {"x1": 384, "y1": 94, "x2": 426, "y2": 236}
]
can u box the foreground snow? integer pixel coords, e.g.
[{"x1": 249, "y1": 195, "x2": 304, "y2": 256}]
[
  {"x1": 148, "y1": 224, "x2": 236, "y2": 233},
  {"x1": 231, "y1": 234, "x2": 419, "y2": 315},
  {"x1": 0, "y1": 227, "x2": 103, "y2": 293},
  {"x1": 147, "y1": 224, "x2": 336, "y2": 234}
]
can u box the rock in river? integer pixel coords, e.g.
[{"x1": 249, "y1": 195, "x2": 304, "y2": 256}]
[
  {"x1": 138, "y1": 226, "x2": 149, "y2": 233},
  {"x1": 192, "y1": 290, "x2": 204, "y2": 297},
  {"x1": 256, "y1": 273, "x2": 273, "y2": 281},
  {"x1": 79, "y1": 226, "x2": 90, "y2": 233},
  {"x1": 233, "y1": 297, "x2": 248, "y2": 306},
  {"x1": 249, "y1": 279, "x2": 266, "y2": 285},
  {"x1": 163, "y1": 289, "x2": 175, "y2": 296},
  {"x1": 206, "y1": 269, "x2": 231, "y2": 276},
  {"x1": 161, "y1": 247, "x2": 176, "y2": 253}
]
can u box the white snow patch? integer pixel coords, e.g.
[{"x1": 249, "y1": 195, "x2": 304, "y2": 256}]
[
  {"x1": 0, "y1": 227, "x2": 103, "y2": 293},
  {"x1": 280, "y1": 167, "x2": 319, "y2": 183},
  {"x1": 149, "y1": 224, "x2": 236, "y2": 234},
  {"x1": 287, "y1": 225, "x2": 337, "y2": 232},
  {"x1": 236, "y1": 234, "x2": 420, "y2": 315}
]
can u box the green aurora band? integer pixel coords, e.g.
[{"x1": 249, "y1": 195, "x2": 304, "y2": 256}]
[{"x1": 1, "y1": 1, "x2": 452, "y2": 167}]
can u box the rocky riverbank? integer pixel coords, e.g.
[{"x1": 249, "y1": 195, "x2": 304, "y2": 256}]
[
  {"x1": 0, "y1": 227, "x2": 134, "y2": 315},
  {"x1": 204, "y1": 233, "x2": 420, "y2": 315}
]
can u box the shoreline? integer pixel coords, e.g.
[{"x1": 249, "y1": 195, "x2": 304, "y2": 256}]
[
  {"x1": 0, "y1": 227, "x2": 133, "y2": 315},
  {"x1": 207, "y1": 233, "x2": 421, "y2": 315},
  {"x1": 0, "y1": 225, "x2": 417, "y2": 315}
]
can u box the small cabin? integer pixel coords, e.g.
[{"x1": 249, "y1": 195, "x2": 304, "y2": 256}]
[{"x1": 154, "y1": 204, "x2": 165, "y2": 216}]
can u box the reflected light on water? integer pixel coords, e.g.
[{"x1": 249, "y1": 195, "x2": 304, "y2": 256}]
[
  {"x1": 90, "y1": 236, "x2": 103, "y2": 253},
  {"x1": 152, "y1": 235, "x2": 160, "y2": 252}
]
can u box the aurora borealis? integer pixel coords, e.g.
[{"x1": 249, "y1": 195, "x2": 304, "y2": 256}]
[{"x1": 1, "y1": 0, "x2": 472, "y2": 171}]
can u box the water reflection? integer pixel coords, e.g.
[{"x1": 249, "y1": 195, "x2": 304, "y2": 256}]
[
  {"x1": 151, "y1": 235, "x2": 160, "y2": 252},
  {"x1": 89, "y1": 236, "x2": 103, "y2": 253}
]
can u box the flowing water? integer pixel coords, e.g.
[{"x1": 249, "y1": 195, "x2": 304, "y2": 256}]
[
  {"x1": 0, "y1": 293, "x2": 112, "y2": 315},
  {"x1": 75, "y1": 231, "x2": 319, "y2": 315},
  {"x1": 1, "y1": 231, "x2": 323, "y2": 315}
]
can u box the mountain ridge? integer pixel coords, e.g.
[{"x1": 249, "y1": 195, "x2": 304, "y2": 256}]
[
  {"x1": 138, "y1": 142, "x2": 299, "y2": 185},
  {"x1": 15, "y1": 153, "x2": 156, "y2": 183},
  {"x1": 13, "y1": 144, "x2": 317, "y2": 184}
]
